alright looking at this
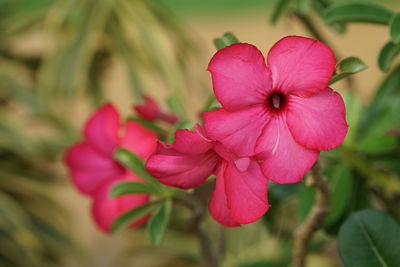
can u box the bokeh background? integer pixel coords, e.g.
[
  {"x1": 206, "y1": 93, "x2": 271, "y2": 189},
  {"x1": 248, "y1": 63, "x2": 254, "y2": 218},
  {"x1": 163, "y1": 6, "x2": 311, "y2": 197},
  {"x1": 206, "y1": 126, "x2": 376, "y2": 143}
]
[{"x1": 1, "y1": 0, "x2": 400, "y2": 266}]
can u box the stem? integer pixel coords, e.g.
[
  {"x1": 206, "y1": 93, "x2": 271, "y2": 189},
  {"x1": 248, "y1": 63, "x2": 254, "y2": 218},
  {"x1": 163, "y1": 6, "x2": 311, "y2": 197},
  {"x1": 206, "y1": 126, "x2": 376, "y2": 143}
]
[
  {"x1": 291, "y1": 161, "x2": 330, "y2": 267},
  {"x1": 292, "y1": 11, "x2": 355, "y2": 90},
  {"x1": 175, "y1": 193, "x2": 221, "y2": 267}
]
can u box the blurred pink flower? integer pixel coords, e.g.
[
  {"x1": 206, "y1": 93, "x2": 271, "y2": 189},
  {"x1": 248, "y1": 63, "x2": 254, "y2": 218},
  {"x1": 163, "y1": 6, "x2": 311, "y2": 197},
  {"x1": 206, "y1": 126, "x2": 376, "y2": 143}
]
[
  {"x1": 146, "y1": 125, "x2": 269, "y2": 227},
  {"x1": 65, "y1": 103, "x2": 157, "y2": 232},
  {"x1": 134, "y1": 95, "x2": 178, "y2": 124},
  {"x1": 204, "y1": 36, "x2": 348, "y2": 184}
]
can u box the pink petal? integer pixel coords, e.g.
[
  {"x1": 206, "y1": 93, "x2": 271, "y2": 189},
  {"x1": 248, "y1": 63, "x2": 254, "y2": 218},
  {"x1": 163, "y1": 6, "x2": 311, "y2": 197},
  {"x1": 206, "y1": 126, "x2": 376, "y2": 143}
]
[
  {"x1": 209, "y1": 162, "x2": 240, "y2": 227},
  {"x1": 208, "y1": 43, "x2": 272, "y2": 111},
  {"x1": 120, "y1": 121, "x2": 157, "y2": 160},
  {"x1": 267, "y1": 36, "x2": 336, "y2": 97},
  {"x1": 224, "y1": 159, "x2": 269, "y2": 224},
  {"x1": 145, "y1": 146, "x2": 220, "y2": 190},
  {"x1": 64, "y1": 143, "x2": 124, "y2": 195},
  {"x1": 91, "y1": 178, "x2": 150, "y2": 233},
  {"x1": 84, "y1": 103, "x2": 121, "y2": 156},
  {"x1": 171, "y1": 129, "x2": 214, "y2": 154},
  {"x1": 287, "y1": 88, "x2": 348, "y2": 150},
  {"x1": 256, "y1": 115, "x2": 319, "y2": 183},
  {"x1": 204, "y1": 106, "x2": 270, "y2": 157},
  {"x1": 133, "y1": 95, "x2": 160, "y2": 121}
]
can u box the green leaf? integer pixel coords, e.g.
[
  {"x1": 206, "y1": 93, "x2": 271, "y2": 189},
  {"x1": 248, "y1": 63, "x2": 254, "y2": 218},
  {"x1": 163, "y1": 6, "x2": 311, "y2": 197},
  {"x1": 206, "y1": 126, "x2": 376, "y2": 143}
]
[
  {"x1": 147, "y1": 200, "x2": 172, "y2": 245},
  {"x1": 378, "y1": 41, "x2": 400, "y2": 72},
  {"x1": 166, "y1": 94, "x2": 186, "y2": 120},
  {"x1": 295, "y1": 0, "x2": 311, "y2": 14},
  {"x1": 270, "y1": 0, "x2": 291, "y2": 25},
  {"x1": 126, "y1": 116, "x2": 165, "y2": 137},
  {"x1": 203, "y1": 94, "x2": 222, "y2": 112},
  {"x1": 390, "y1": 13, "x2": 400, "y2": 44},
  {"x1": 358, "y1": 64, "x2": 400, "y2": 153},
  {"x1": 338, "y1": 209, "x2": 400, "y2": 267},
  {"x1": 114, "y1": 148, "x2": 160, "y2": 187},
  {"x1": 342, "y1": 91, "x2": 362, "y2": 146},
  {"x1": 329, "y1": 57, "x2": 367, "y2": 85},
  {"x1": 312, "y1": 0, "x2": 347, "y2": 35},
  {"x1": 298, "y1": 164, "x2": 353, "y2": 226},
  {"x1": 213, "y1": 32, "x2": 240, "y2": 50},
  {"x1": 324, "y1": 2, "x2": 393, "y2": 25},
  {"x1": 109, "y1": 181, "x2": 159, "y2": 197},
  {"x1": 111, "y1": 200, "x2": 163, "y2": 233}
]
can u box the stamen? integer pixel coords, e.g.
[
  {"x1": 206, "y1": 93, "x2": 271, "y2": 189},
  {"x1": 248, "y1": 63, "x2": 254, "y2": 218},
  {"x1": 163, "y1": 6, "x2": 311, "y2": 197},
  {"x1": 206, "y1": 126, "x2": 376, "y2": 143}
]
[{"x1": 271, "y1": 93, "x2": 281, "y2": 109}]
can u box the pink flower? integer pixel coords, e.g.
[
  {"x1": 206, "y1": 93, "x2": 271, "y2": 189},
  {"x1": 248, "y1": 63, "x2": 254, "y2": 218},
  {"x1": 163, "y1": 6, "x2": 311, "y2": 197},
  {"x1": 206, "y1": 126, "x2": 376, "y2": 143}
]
[
  {"x1": 204, "y1": 36, "x2": 348, "y2": 184},
  {"x1": 146, "y1": 125, "x2": 269, "y2": 227},
  {"x1": 65, "y1": 103, "x2": 157, "y2": 232},
  {"x1": 134, "y1": 95, "x2": 178, "y2": 124}
]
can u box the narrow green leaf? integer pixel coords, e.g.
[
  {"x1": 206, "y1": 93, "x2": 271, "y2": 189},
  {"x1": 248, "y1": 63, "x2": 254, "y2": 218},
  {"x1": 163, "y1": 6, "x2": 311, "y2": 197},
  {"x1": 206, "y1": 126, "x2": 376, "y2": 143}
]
[
  {"x1": 214, "y1": 38, "x2": 226, "y2": 50},
  {"x1": 111, "y1": 201, "x2": 163, "y2": 233},
  {"x1": 270, "y1": 0, "x2": 291, "y2": 25},
  {"x1": 109, "y1": 181, "x2": 158, "y2": 197},
  {"x1": 329, "y1": 56, "x2": 367, "y2": 85},
  {"x1": 166, "y1": 94, "x2": 186, "y2": 120},
  {"x1": 213, "y1": 32, "x2": 240, "y2": 50},
  {"x1": 338, "y1": 209, "x2": 400, "y2": 267},
  {"x1": 378, "y1": 41, "x2": 400, "y2": 72},
  {"x1": 324, "y1": 2, "x2": 393, "y2": 25},
  {"x1": 114, "y1": 148, "x2": 159, "y2": 187},
  {"x1": 359, "y1": 64, "x2": 400, "y2": 135},
  {"x1": 342, "y1": 91, "x2": 362, "y2": 146},
  {"x1": 147, "y1": 200, "x2": 172, "y2": 245},
  {"x1": 296, "y1": 0, "x2": 311, "y2": 14},
  {"x1": 390, "y1": 13, "x2": 400, "y2": 43},
  {"x1": 312, "y1": 0, "x2": 347, "y2": 34},
  {"x1": 203, "y1": 94, "x2": 222, "y2": 112},
  {"x1": 126, "y1": 116, "x2": 165, "y2": 136}
]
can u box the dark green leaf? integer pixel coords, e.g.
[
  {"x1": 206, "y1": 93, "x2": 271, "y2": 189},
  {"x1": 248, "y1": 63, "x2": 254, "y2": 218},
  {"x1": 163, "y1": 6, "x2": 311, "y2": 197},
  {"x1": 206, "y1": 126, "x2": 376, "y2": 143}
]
[
  {"x1": 114, "y1": 148, "x2": 160, "y2": 187},
  {"x1": 390, "y1": 13, "x2": 400, "y2": 44},
  {"x1": 324, "y1": 2, "x2": 393, "y2": 25},
  {"x1": 111, "y1": 200, "x2": 163, "y2": 233},
  {"x1": 325, "y1": 174, "x2": 371, "y2": 236},
  {"x1": 271, "y1": 0, "x2": 291, "y2": 25},
  {"x1": 329, "y1": 56, "x2": 367, "y2": 85},
  {"x1": 338, "y1": 209, "x2": 400, "y2": 267},
  {"x1": 109, "y1": 181, "x2": 158, "y2": 197},
  {"x1": 147, "y1": 200, "x2": 172, "y2": 245},
  {"x1": 378, "y1": 41, "x2": 400, "y2": 72}
]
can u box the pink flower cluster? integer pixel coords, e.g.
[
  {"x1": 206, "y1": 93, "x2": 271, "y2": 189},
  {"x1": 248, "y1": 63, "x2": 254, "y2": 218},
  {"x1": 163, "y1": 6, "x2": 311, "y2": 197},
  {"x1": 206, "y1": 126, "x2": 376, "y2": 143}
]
[
  {"x1": 146, "y1": 36, "x2": 348, "y2": 226},
  {"x1": 65, "y1": 104, "x2": 157, "y2": 233}
]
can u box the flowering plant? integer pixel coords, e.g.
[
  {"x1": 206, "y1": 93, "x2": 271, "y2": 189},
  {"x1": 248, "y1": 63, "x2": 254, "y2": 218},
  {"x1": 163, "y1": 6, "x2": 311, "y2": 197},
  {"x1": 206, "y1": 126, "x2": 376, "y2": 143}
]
[{"x1": 60, "y1": 1, "x2": 400, "y2": 266}]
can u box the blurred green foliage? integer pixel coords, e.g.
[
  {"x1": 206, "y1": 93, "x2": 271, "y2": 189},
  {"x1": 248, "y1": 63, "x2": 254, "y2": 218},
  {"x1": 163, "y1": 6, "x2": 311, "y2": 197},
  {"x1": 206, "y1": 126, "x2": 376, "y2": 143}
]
[{"x1": 0, "y1": 0, "x2": 195, "y2": 265}]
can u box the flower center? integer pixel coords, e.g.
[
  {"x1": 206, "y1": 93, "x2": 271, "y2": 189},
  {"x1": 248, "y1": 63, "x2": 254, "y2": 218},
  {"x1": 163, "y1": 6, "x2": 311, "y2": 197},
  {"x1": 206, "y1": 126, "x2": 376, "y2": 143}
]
[{"x1": 267, "y1": 92, "x2": 285, "y2": 110}]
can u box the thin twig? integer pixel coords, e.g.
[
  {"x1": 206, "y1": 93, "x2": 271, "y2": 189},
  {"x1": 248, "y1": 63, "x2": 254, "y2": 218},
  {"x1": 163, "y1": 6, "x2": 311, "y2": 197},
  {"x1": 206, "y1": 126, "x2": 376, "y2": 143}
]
[
  {"x1": 175, "y1": 192, "x2": 221, "y2": 267},
  {"x1": 291, "y1": 161, "x2": 331, "y2": 267}
]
